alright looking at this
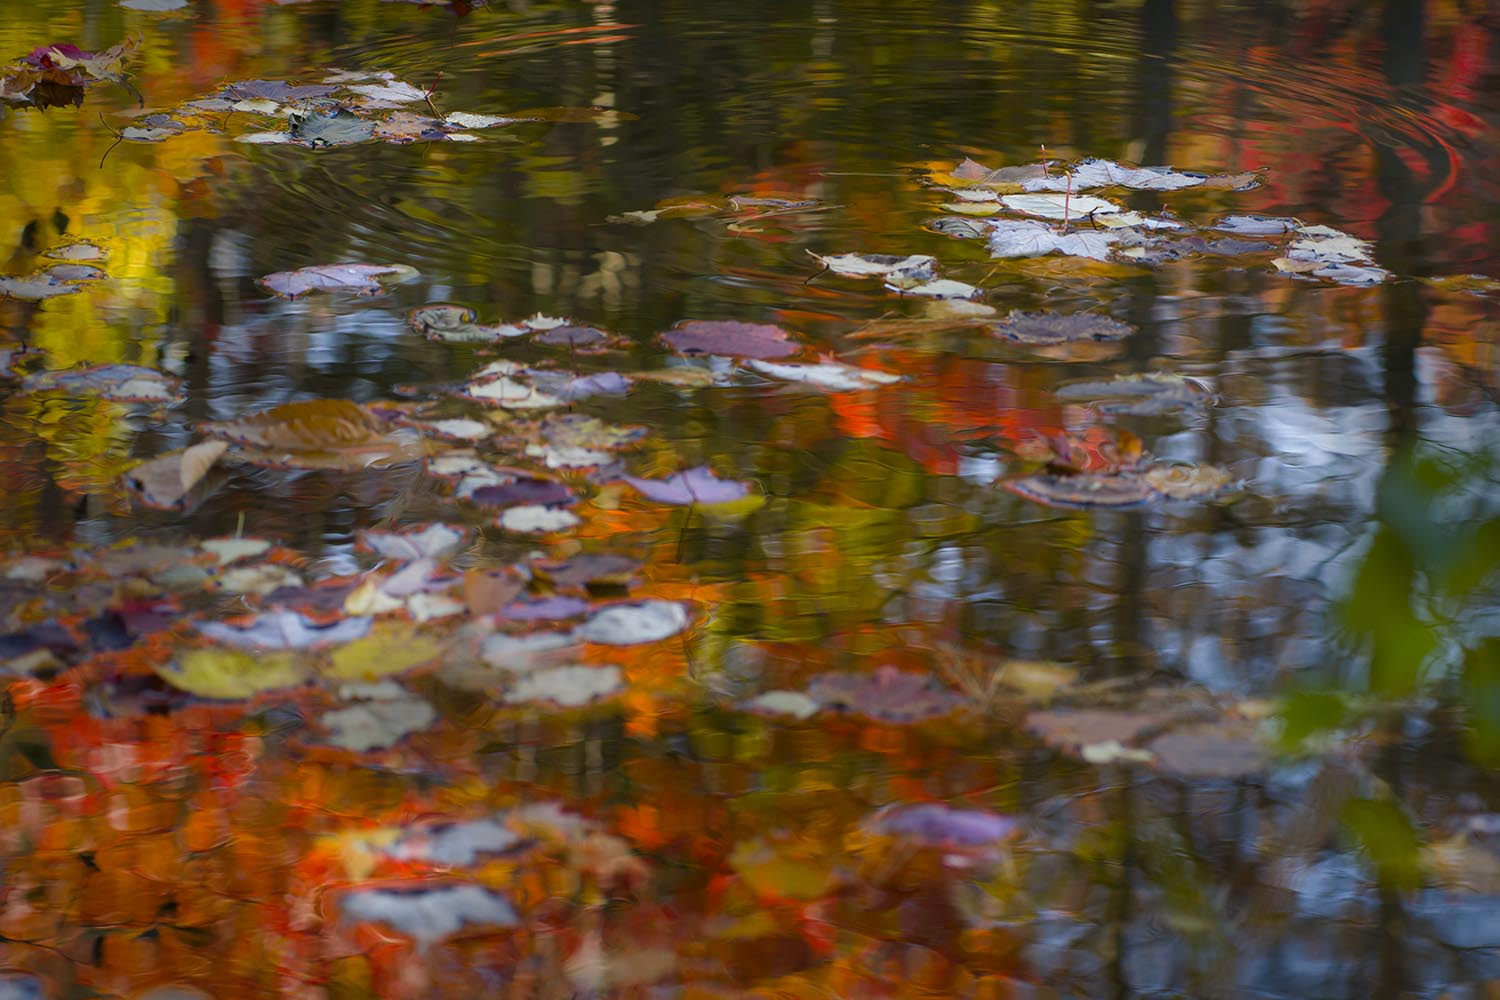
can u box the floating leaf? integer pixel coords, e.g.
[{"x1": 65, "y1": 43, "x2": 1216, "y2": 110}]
[
  {"x1": 22, "y1": 363, "x2": 183, "y2": 404},
  {"x1": 742, "y1": 690, "x2": 820, "y2": 720},
  {"x1": 1147, "y1": 720, "x2": 1266, "y2": 778},
  {"x1": 806, "y1": 666, "x2": 962, "y2": 723},
  {"x1": 897, "y1": 278, "x2": 982, "y2": 300},
  {"x1": 498, "y1": 506, "x2": 580, "y2": 534},
  {"x1": 204, "y1": 399, "x2": 422, "y2": 468},
  {"x1": 990, "y1": 310, "x2": 1134, "y2": 345},
  {"x1": 1004, "y1": 472, "x2": 1153, "y2": 510},
  {"x1": 1000, "y1": 193, "x2": 1121, "y2": 219},
  {"x1": 359, "y1": 523, "x2": 469, "y2": 562},
  {"x1": 1143, "y1": 464, "x2": 1237, "y2": 500},
  {"x1": 199, "y1": 537, "x2": 273, "y2": 565},
  {"x1": 382, "y1": 817, "x2": 523, "y2": 866},
  {"x1": 986, "y1": 219, "x2": 1119, "y2": 261},
  {"x1": 464, "y1": 377, "x2": 564, "y2": 410},
  {"x1": 258, "y1": 263, "x2": 417, "y2": 298},
  {"x1": 506, "y1": 664, "x2": 624, "y2": 707},
  {"x1": 41, "y1": 241, "x2": 106, "y2": 261},
  {"x1": 1054, "y1": 372, "x2": 1212, "y2": 415},
  {"x1": 322, "y1": 696, "x2": 436, "y2": 751},
  {"x1": 748, "y1": 359, "x2": 900, "y2": 392},
  {"x1": 534, "y1": 325, "x2": 618, "y2": 350},
  {"x1": 808, "y1": 251, "x2": 937, "y2": 285},
  {"x1": 501, "y1": 596, "x2": 591, "y2": 623},
  {"x1": 574, "y1": 601, "x2": 689, "y2": 645},
  {"x1": 1021, "y1": 158, "x2": 1258, "y2": 193},
  {"x1": 123, "y1": 440, "x2": 228, "y2": 510},
  {"x1": 470, "y1": 478, "x2": 576, "y2": 509},
  {"x1": 478, "y1": 630, "x2": 577, "y2": 673},
  {"x1": 661, "y1": 321, "x2": 800, "y2": 359},
  {"x1": 337, "y1": 884, "x2": 518, "y2": 944},
  {"x1": 408, "y1": 303, "x2": 524, "y2": 343},
  {"x1": 867, "y1": 804, "x2": 1017, "y2": 847},
  {"x1": 532, "y1": 553, "x2": 638, "y2": 591},
  {"x1": 198, "y1": 610, "x2": 373, "y2": 651},
  {"x1": 444, "y1": 111, "x2": 515, "y2": 130},
  {"x1": 326, "y1": 626, "x2": 445, "y2": 681},
  {"x1": 158, "y1": 647, "x2": 308, "y2": 699},
  {"x1": 622, "y1": 466, "x2": 749, "y2": 505}
]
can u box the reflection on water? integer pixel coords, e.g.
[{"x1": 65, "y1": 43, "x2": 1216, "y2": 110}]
[{"x1": 0, "y1": 0, "x2": 1499, "y2": 996}]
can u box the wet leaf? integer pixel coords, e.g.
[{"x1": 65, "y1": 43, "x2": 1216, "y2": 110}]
[
  {"x1": 1054, "y1": 372, "x2": 1213, "y2": 415},
  {"x1": 22, "y1": 363, "x2": 183, "y2": 404},
  {"x1": 623, "y1": 466, "x2": 750, "y2": 505},
  {"x1": 1022, "y1": 158, "x2": 1258, "y2": 193},
  {"x1": 898, "y1": 278, "x2": 982, "y2": 300},
  {"x1": 986, "y1": 219, "x2": 1119, "y2": 261},
  {"x1": 809, "y1": 251, "x2": 937, "y2": 285},
  {"x1": 532, "y1": 553, "x2": 639, "y2": 591},
  {"x1": 497, "y1": 506, "x2": 580, "y2": 533},
  {"x1": 1144, "y1": 464, "x2": 1237, "y2": 500},
  {"x1": 326, "y1": 627, "x2": 445, "y2": 681},
  {"x1": 470, "y1": 477, "x2": 576, "y2": 509},
  {"x1": 204, "y1": 399, "x2": 422, "y2": 467},
  {"x1": 359, "y1": 523, "x2": 469, "y2": 562},
  {"x1": 258, "y1": 263, "x2": 417, "y2": 298},
  {"x1": 407, "y1": 303, "x2": 517, "y2": 343},
  {"x1": 444, "y1": 111, "x2": 515, "y2": 129},
  {"x1": 1147, "y1": 720, "x2": 1266, "y2": 779},
  {"x1": 742, "y1": 690, "x2": 820, "y2": 719},
  {"x1": 1214, "y1": 215, "x2": 1298, "y2": 235},
  {"x1": 337, "y1": 883, "x2": 519, "y2": 944},
  {"x1": 990, "y1": 310, "x2": 1134, "y2": 345},
  {"x1": 1001, "y1": 193, "x2": 1121, "y2": 219},
  {"x1": 662, "y1": 321, "x2": 801, "y2": 359},
  {"x1": 506, "y1": 664, "x2": 624, "y2": 707},
  {"x1": 867, "y1": 804, "x2": 1017, "y2": 846},
  {"x1": 199, "y1": 537, "x2": 273, "y2": 565},
  {"x1": 122, "y1": 440, "x2": 228, "y2": 509},
  {"x1": 464, "y1": 376, "x2": 564, "y2": 410},
  {"x1": 574, "y1": 600, "x2": 690, "y2": 645},
  {"x1": 748, "y1": 359, "x2": 900, "y2": 392},
  {"x1": 1004, "y1": 473, "x2": 1153, "y2": 509},
  {"x1": 382, "y1": 817, "x2": 523, "y2": 866},
  {"x1": 322, "y1": 695, "x2": 436, "y2": 751},
  {"x1": 158, "y1": 647, "x2": 309, "y2": 699},
  {"x1": 478, "y1": 630, "x2": 577, "y2": 672},
  {"x1": 198, "y1": 610, "x2": 373, "y2": 651},
  {"x1": 806, "y1": 666, "x2": 963, "y2": 723},
  {"x1": 41, "y1": 240, "x2": 106, "y2": 261}
]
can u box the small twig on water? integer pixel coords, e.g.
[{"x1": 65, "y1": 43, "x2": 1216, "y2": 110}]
[
  {"x1": 1040, "y1": 144, "x2": 1049, "y2": 178},
  {"x1": 423, "y1": 71, "x2": 443, "y2": 119},
  {"x1": 1062, "y1": 171, "x2": 1073, "y2": 231},
  {"x1": 97, "y1": 113, "x2": 124, "y2": 169}
]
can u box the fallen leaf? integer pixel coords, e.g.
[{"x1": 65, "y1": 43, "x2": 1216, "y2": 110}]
[
  {"x1": 986, "y1": 219, "x2": 1119, "y2": 261},
  {"x1": 1004, "y1": 472, "x2": 1153, "y2": 510},
  {"x1": 258, "y1": 263, "x2": 417, "y2": 298},
  {"x1": 322, "y1": 696, "x2": 437, "y2": 751},
  {"x1": 1143, "y1": 464, "x2": 1237, "y2": 500},
  {"x1": 158, "y1": 647, "x2": 309, "y2": 699},
  {"x1": 806, "y1": 666, "x2": 963, "y2": 723},
  {"x1": 742, "y1": 690, "x2": 820, "y2": 719},
  {"x1": 359, "y1": 523, "x2": 469, "y2": 562},
  {"x1": 408, "y1": 303, "x2": 524, "y2": 343},
  {"x1": 622, "y1": 466, "x2": 749, "y2": 505},
  {"x1": 505, "y1": 664, "x2": 624, "y2": 707},
  {"x1": 748, "y1": 359, "x2": 901, "y2": 392},
  {"x1": 123, "y1": 440, "x2": 228, "y2": 509},
  {"x1": 336, "y1": 883, "x2": 518, "y2": 944},
  {"x1": 574, "y1": 601, "x2": 689, "y2": 645},
  {"x1": 990, "y1": 310, "x2": 1134, "y2": 345},
  {"x1": 1001, "y1": 193, "x2": 1121, "y2": 219},
  {"x1": 809, "y1": 251, "x2": 937, "y2": 285},
  {"x1": 662, "y1": 321, "x2": 801, "y2": 359},
  {"x1": 497, "y1": 506, "x2": 580, "y2": 533},
  {"x1": 22, "y1": 364, "x2": 183, "y2": 404},
  {"x1": 198, "y1": 610, "x2": 373, "y2": 651},
  {"x1": 867, "y1": 804, "x2": 1017, "y2": 846}
]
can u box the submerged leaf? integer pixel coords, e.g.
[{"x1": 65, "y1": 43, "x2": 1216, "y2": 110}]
[
  {"x1": 204, "y1": 399, "x2": 422, "y2": 467},
  {"x1": 990, "y1": 310, "x2": 1135, "y2": 345},
  {"x1": 322, "y1": 696, "x2": 437, "y2": 751},
  {"x1": 1143, "y1": 464, "x2": 1237, "y2": 500},
  {"x1": 1054, "y1": 372, "x2": 1213, "y2": 415},
  {"x1": 807, "y1": 666, "x2": 963, "y2": 723},
  {"x1": 867, "y1": 804, "x2": 1017, "y2": 847}
]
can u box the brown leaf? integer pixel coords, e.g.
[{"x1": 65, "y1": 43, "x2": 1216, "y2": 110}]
[{"x1": 123, "y1": 440, "x2": 228, "y2": 510}]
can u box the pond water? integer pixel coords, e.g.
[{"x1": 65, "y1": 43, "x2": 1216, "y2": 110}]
[{"x1": 0, "y1": 1, "x2": 1499, "y2": 997}]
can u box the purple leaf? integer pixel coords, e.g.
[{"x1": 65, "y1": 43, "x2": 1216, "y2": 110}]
[
  {"x1": 197, "y1": 610, "x2": 372, "y2": 651},
  {"x1": 661, "y1": 320, "x2": 801, "y2": 359},
  {"x1": 500, "y1": 596, "x2": 591, "y2": 622},
  {"x1": 469, "y1": 478, "x2": 576, "y2": 508},
  {"x1": 622, "y1": 466, "x2": 749, "y2": 506},
  {"x1": 869, "y1": 804, "x2": 1017, "y2": 847},
  {"x1": 805, "y1": 666, "x2": 962, "y2": 723}
]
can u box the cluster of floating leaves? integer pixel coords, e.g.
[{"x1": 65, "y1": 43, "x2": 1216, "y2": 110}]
[{"x1": 0, "y1": 38, "x2": 138, "y2": 110}]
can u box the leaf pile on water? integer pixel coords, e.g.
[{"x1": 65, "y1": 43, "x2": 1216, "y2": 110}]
[
  {"x1": 1274, "y1": 225, "x2": 1390, "y2": 286},
  {"x1": 0, "y1": 37, "x2": 138, "y2": 109}
]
